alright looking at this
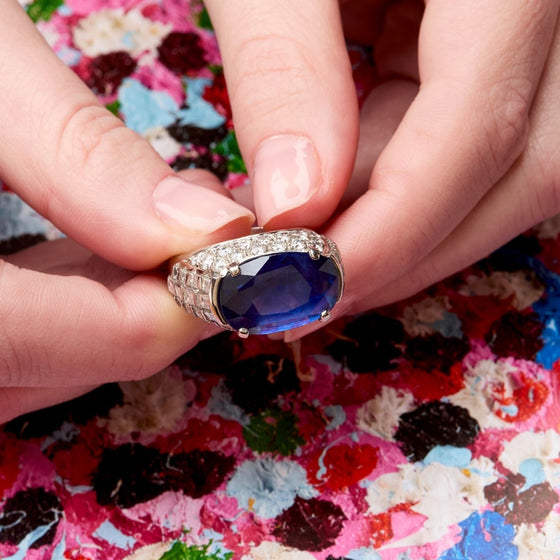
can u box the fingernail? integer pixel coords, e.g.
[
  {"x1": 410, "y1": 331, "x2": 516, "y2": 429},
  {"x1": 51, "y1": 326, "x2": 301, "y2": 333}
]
[
  {"x1": 253, "y1": 135, "x2": 321, "y2": 225},
  {"x1": 153, "y1": 176, "x2": 254, "y2": 233}
]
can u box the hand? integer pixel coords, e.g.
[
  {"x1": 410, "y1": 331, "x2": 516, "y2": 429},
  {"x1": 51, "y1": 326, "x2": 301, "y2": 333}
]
[
  {"x1": 205, "y1": 0, "x2": 560, "y2": 336},
  {"x1": 0, "y1": 2, "x2": 255, "y2": 421}
]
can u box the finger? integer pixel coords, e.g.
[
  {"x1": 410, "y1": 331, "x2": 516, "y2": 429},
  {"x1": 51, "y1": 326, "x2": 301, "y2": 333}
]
[
  {"x1": 373, "y1": 0, "x2": 423, "y2": 82},
  {"x1": 177, "y1": 167, "x2": 256, "y2": 211},
  {"x1": 3, "y1": 238, "x2": 92, "y2": 273},
  {"x1": 353, "y1": 150, "x2": 556, "y2": 309},
  {"x1": 285, "y1": 154, "x2": 552, "y2": 342},
  {"x1": 330, "y1": 0, "x2": 560, "y2": 311},
  {"x1": 0, "y1": 385, "x2": 97, "y2": 424},
  {"x1": 283, "y1": 79, "x2": 417, "y2": 343},
  {"x1": 3, "y1": 238, "x2": 134, "y2": 293},
  {"x1": 353, "y1": 15, "x2": 560, "y2": 309},
  {"x1": 176, "y1": 168, "x2": 231, "y2": 196},
  {"x1": 0, "y1": 259, "x2": 217, "y2": 387},
  {"x1": 229, "y1": 183, "x2": 256, "y2": 213},
  {"x1": 0, "y1": 3, "x2": 254, "y2": 271},
  {"x1": 204, "y1": 0, "x2": 359, "y2": 228},
  {"x1": 339, "y1": 79, "x2": 418, "y2": 210},
  {"x1": 2, "y1": 169, "x2": 231, "y2": 272}
]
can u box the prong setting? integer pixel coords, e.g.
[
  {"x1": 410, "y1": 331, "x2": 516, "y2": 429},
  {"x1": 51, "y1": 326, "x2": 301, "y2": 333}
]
[
  {"x1": 238, "y1": 328, "x2": 250, "y2": 338},
  {"x1": 309, "y1": 248, "x2": 321, "y2": 260}
]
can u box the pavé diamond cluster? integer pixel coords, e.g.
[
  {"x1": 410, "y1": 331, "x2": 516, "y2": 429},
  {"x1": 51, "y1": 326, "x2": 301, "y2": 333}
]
[{"x1": 168, "y1": 229, "x2": 344, "y2": 337}]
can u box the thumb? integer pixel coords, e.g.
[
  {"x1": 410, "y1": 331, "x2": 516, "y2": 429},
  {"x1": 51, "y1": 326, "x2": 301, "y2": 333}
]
[
  {"x1": 205, "y1": 0, "x2": 359, "y2": 229},
  {"x1": 0, "y1": 4, "x2": 255, "y2": 271}
]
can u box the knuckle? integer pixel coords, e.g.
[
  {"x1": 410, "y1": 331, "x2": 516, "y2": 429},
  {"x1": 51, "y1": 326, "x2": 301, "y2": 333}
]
[
  {"x1": 55, "y1": 102, "x2": 133, "y2": 177},
  {"x1": 117, "y1": 317, "x2": 157, "y2": 381},
  {"x1": 481, "y1": 77, "x2": 531, "y2": 173},
  {"x1": 530, "y1": 137, "x2": 560, "y2": 222},
  {"x1": 229, "y1": 33, "x2": 316, "y2": 121},
  {"x1": 401, "y1": 216, "x2": 441, "y2": 269}
]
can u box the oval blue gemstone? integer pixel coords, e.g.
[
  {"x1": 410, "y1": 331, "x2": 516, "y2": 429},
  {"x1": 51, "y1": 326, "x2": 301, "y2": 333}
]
[{"x1": 216, "y1": 252, "x2": 341, "y2": 335}]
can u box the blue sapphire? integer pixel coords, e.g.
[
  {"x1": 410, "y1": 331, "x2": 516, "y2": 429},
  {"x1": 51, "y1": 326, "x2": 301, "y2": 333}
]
[{"x1": 217, "y1": 252, "x2": 342, "y2": 334}]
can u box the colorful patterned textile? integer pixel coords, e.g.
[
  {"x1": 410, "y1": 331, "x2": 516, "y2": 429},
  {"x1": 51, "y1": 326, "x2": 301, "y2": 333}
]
[{"x1": 1, "y1": 2, "x2": 559, "y2": 559}]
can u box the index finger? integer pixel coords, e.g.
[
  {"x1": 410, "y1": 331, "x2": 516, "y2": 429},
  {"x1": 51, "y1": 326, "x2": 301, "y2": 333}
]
[
  {"x1": 205, "y1": 0, "x2": 359, "y2": 229},
  {"x1": 0, "y1": 2, "x2": 254, "y2": 271}
]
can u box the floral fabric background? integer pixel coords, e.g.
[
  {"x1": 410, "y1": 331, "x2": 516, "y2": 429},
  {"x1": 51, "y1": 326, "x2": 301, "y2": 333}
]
[{"x1": 1, "y1": 1, "x2": 560, "y2": 559}]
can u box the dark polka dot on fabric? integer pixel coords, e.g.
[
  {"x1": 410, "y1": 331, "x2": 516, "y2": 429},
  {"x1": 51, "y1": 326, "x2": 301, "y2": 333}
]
[
  {"x1": 158, "y1": 31, "x2": 207, "y2": 74},
  {"x1": 487, "y1": 235, "x2": 543, "y2": 272},
  {"x1": 177, "y1": 331, "x2": 242, "y2": 373},
  {"x1": 272, "y1": 496, "x2": 347, "y2": 551},
  {"x1": 3, "y1": 384, "x2": 123, "y2": 439},
  {"x1": 171, "y1": 152, "x2": 228, "y2": 182},
  {"x1": 0, "y1": 233, "x2": 46, "y2": 255},
  {"x1": 484, "y1": 473, "x2": 559, "y2": 525},
  {"x1": 165, "y1": 450, "x2": 235, "y2": 499},
  {"x1": 404, "y1": 333, "x2": 470, "y2": 373},
  {"x1": 86, "y1": 51, "x2": 136, "y2": 95},
  {"x1": 0, "y1": 488, "x2": 62, "y2": 549},
  {"x1": 224, "y1": 354, "x2": 300, "y2": 415},
  {"x1": 167, "y1": 122, "x2": 228, "y2": 147},
  {"x1": 394, "y1": 401, "x2": 480, "y2": 461},
  {"x1": 484, "y1": 311, "x2": 543, "y2": 361},
  {"x1": 327, "y1": 313, "x2": 405, "y2": 373},
  {"x1": 92, "y1": 445, "x2": 236, "y2": 507},
  {"x1": 92, "y1": 444, "x2": 166, "y2": 508}
]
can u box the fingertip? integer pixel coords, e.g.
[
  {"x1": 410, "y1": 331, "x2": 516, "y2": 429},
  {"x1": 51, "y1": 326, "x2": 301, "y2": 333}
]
[
  {"x1": 229, "y1": 182, "x2": 255, "y2": 213},
  {"x1": 176, "y1": 168, "x2": 230, "y2": 196},
  {"x1": 253, "y1": 135, "x2": 322, "y2": 226},
  {"x1": 260, "y1": 197, "x2": 335, "y2": 231},
  {"x1": 206, "y1": 0, "x2": 359, "y2": 230},
  {"x1": 254, "y1": 132, "x2": 358, "y2": 230}
]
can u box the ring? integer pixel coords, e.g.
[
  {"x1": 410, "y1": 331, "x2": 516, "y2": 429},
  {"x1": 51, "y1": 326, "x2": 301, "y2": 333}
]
[{"x1": 167, "y1": 228, "x2": 344, "y2": 337}]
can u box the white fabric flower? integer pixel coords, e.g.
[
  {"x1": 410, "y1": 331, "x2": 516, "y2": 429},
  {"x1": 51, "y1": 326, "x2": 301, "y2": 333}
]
[
  {"x1": 73, "y1": 8, "x2": 172, "y2": 57},
  {"x1": 460, "y1": 270, "x2": 544, "y2": 310},
  {"x1": 449, "y1": 358, "x2": 520, "y2": 429},
  {"x1": 143, "y1": 126, "x2": 182, "y2": 161},
  {"x1": 366, "y1": 461, "x2": 497, "y2": 546},
  {"x1": 515, "y1": 512, "x2": 560, "y2": 560},
  {"x1": 356, "y1": 386, "x2": 415, "y2": 441},
  {"x1": 242, "y1": 541, "x2": 315, "y2": 560}
]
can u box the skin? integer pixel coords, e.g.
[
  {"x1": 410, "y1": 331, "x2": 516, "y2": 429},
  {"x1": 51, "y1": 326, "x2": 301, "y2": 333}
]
[
  {"x1": 207, "y1": 0, "x2": 560, "y2": 340},
  {"x1": 0, "y1": 2, "x2": 254, "y2": 422},
  {"x1": 3, "y1": 0, "x2": 560, "y2": 419}
]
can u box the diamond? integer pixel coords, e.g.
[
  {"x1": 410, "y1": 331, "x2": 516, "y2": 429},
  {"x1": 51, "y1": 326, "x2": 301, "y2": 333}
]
[
  {"x1": 250, "y1": 241, "x2": 265, "y2": 256},
  {"x1": 199, "y1": 253, "x2": 214, "y2": 270},
  {"x1": 270, "y1": 234, "x2": 288, "y2": 252},
  {"x1": 167, "y1": 276, "x2": 176, "y2": 294},
  {"x1": 195, "y1": 293, "x2": 207, "y2": 309},
  {"x1": 212, "y1": 247, "x2": 236, "y2": 273},
  {"x1": 200, "y1": 276, "x2": 212, "y2": 293},
  {"x1": 177, "y1": 267, "x2": 187, "y2": 285},
  {"x1": 288, "y1": 236, "x2": 307, "y2": 251},
  {"x1": 189, "y1": 253, "x2": 202, "y2": 268},
  {"x1": 216, "y1": 252, "x2": 342, "y2": 335},
  {"x1": 184, "y1": 290, "x2": 196, "y2": 307}
]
